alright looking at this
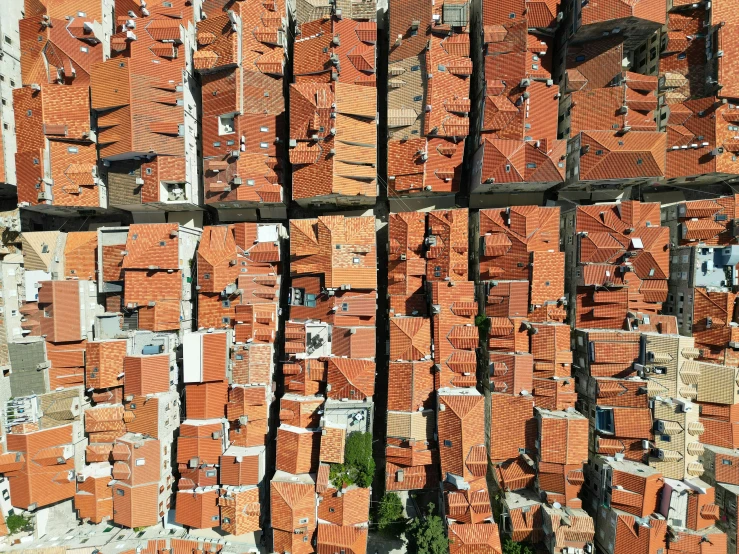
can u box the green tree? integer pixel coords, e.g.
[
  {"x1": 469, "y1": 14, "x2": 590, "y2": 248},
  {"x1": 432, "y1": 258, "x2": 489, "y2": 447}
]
[
  {"x1": 344, "y1": 431, "x2": 375, "y2": 488},
  {"x1": 407, "y1": 503, "x2": 450, "y2": 554},
  {"x1": 6, "y1": 512, "x2": 33, "y2": 534},
  {"x1": 377, "y1": 492, "x2": 405, "y2": 531},
  {"x1": 503, "y1": 539, "x2": 534, "y2": 554}
]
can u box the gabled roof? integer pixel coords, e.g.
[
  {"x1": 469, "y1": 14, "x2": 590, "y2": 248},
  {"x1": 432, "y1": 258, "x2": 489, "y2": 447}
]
[
  {"x1": 438, "y1": 390, "x2": 486, "y2": 485},
  {"x1": 122, "y1": 224, "x2": 179, "y2": 270},
  {"x1": 19, "y1": 15, "x2": 104, "y2": 86},
  {"x1": 317, "y1": 487, "x2": 370, "y2": 526},
  {"x1": 270, "y1": 479, "x2": 316, "y2": 532},
  {"x1": 326, "y1": 358, "x2": 376, "y2": 400},
  {"x1": 578, "y1": 130, "x2": 666, "y2": 181},
  {"x1": 579, "y1": 0, "x2": 665, "y2": 28},
  {"x1": 290, "y1": 215, "x2": 377, "y2": 290},
  {"x1": 536, "y1": 408, "x2": 588, "y2": 466},
  {"x1": 290, "y1": 82, "x2": 377, "y2": 200},
  {"x1": 449, "y1": 523, "x2": 502, "y2": 554},
  {"x1": 316, "y1": 523, "x2": 368, "y2": 554}
]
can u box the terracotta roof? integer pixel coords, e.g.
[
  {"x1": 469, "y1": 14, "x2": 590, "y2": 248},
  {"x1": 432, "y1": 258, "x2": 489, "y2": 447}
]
[
  {"x1": 390, "y1": 316, "x2": 432, "y2": 361},
  {"x1": 270, "y1": 480, "x2": 316, "y2": 537},
  {"x1": 578, "y1": 131, "x2": 666, "y2": 181},
  {"x1": 317, "y1": 487, "x2": 370, "y2": 526},
  {"x1": 438, "y1": 391, "x2": 486, "y2": 487},
  {"x1": 326, "y1": 358, "x2": 375, "y2": 400},
  {"x1": 316, "y1": 523, "x2": 368, "y2": 554},
  {"x1": 290, "y1": 82, "x2": 377, "y2": 200},
  {"x1": 536, "y1": 408, "x2": 589, "y2": 466},
  {"x1": 1, "y1": 424, "x2": 76, "y2": 509},
  {"x1": 449, "y1": 523, "x2": 502, "y2": 554},
  {"x1": 290, "y1": 215, "x2": 377, "y2": 290}
]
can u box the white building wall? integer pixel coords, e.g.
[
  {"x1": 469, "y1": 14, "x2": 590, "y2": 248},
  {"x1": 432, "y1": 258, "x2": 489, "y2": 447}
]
[{"x1": 0, "y1": 0, "x2": 23, "y2": 186}]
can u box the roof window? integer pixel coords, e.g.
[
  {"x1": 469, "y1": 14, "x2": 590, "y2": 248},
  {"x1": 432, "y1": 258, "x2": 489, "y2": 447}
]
[{"x1": 219, "y1": 114, "x2": 235, "y2": 135}]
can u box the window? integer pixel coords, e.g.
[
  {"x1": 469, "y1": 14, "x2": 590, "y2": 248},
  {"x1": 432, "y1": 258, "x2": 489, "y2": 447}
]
[
  {"x1": 505, "y1": 164, "x2": 511, "y2": 172},
  {"x1": 444, "y1": 440, "x2": 452, "y2": 447},
  {"x1": 299, "y1": 517, "x2": 309, "y2": 524},
  {"x1": 341, "y1": 303, "x2": 349, "y2": 311},
  {"x1": 723, "y1": 459, "x2": 733, "y2": 465},
  {"x1": 218, "y1": 114, "x2": 235, "y2": 135},
  {"x1": 636, "y1": 158, "x2": 643, "y2": 165},
  {"x1": 211, "y1": 516, "x2": 219, "y2": 522},
  {"x1": 116, "y1": 489, "x2": 125, "y2": 496},
  {"x1": 26, "y1": 110, "x2": 32, "y2": 117},
  {"x1": 329, "y1": 507, "x2": 335, "y2": 512},
  {"x1": 575, "y1": 55, "x2": 585, "y2": 62},
  {"x1": 135, "y1": 458, "x2": 145, "y2": 466},
  {"x1": 129, "y1": 404, "x2": 136, "y2": 409},
  {"x1": 222, "y1": 300, "x2": 231, "y2": 308},
  {"x1": 595, "y1": 149, "x2": 603, "y2": 155},
  {"x1": 67, "y1": 146, "x2": 78, "y2": 154},
  {"x1": 222, "y1": 317, "x2": 231, "y2": 324},
  {"x1": 4, "y1": 36, "x2": 11, "y2": 45},
  {"x1": 203, "y1": 273, "x2": 211, "y2": 280},
  {"x1": 146, "y1": 168, "x2": 153, "y2": 175},
  {"x1": 661, "y1": 435, "x2": 671, "y2": 442},
  {"x1": 434, "y1": 266, "x2": 441, "y2": 277},
  {"x1": 80, "y1": 46, "x2": 88, "y2": 53},
  {"x1": 41, "y1": 243, "x2": 49, "y2": 254},
  {"x1": 223, "y1": 517, "x2": 231, "y2": 524},
  {"x1": 206, "y1": 469, "x2": 217, "y2": 477}
]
